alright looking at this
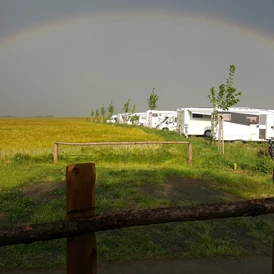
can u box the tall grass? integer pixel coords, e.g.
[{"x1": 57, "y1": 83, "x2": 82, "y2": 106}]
[{"x1": 0, "y1": 118, "x2": 163, "y2": 161}]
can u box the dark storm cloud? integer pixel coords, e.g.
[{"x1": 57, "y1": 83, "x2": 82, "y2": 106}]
[{"x1": 0, "y1": 0, "x2": 274, "y2": 38}]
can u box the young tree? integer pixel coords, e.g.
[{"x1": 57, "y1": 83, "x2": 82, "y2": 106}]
[
  {"x1": 90, "y1": 109, "x2": 95, "y2": 122},
  {"x1": 130, "y1": 104, "x2": 139, "y2": 124},
  {"x1": 95, "y1": 108, "x2": 100, "y2": 123},
  {"x1": 147, "y1": 87, "x2": 159, "y2": 110},
  {"x1": 100, "y1": 105, "x2": 106, "y2": 122},
  {"x1": 208, "y1": 64, "x2": 242, "y2": 145},
  {"x1": 107, "y1": 100, "x2": 115, "y2": 119},
  {"x1": 131, "y1": 104, "x2": 136, "y2": 114},
  {"x1": 123, "y1": 98, "x2": 131, "y2": 114}
]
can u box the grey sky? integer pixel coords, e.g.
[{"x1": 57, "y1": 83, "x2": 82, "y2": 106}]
[{"x1": 0, "y1": 0, "x2": 274, "y2": 117}]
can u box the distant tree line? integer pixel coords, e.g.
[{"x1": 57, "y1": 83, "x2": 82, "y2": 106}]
[{"x1": 90, "y1": 87, "x2": 159, "y2": 123}]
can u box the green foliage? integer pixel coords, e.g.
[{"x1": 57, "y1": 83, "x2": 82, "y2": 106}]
[
  {"x1": 130, "y1": 114, "x2": 140, "y2": 124},
  {"x1": 100, "y1": 104, "x2": 106, "y2": 123},
  {"x1": 147, "y1": 87, "x2": 159, "y2": 110},
  {"x1": 208, "y1": 65, "x2": 242, "y2": 144},
  {"x1": 95, "y1": 108, "x2": 100, "y2": 117},
  {"x1": 100, "y1": 105, "x2": 106, "y2": 117},
  {"x1": 107, "y1": 100, "x2": 115, "y2": 119},
  {"x1": 123, "y1": 98, "x2": 131, "y2": 114},
  {"x1": 131, "y1": 104, "x2": 136, "y2": 114},
  {"x1": 218, "y1": 65, "x2": 242, "y2": 110},
  {"x1": 253, "y1": 158, "x2": 274, "y2": 174}
]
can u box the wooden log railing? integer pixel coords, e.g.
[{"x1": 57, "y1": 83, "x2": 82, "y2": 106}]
[{"x1": 2, "y1": 197, "x2": 274, "y2": 247}]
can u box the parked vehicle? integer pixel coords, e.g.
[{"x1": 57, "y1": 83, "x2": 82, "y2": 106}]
[
  {"x1": 127, "y1": 112, "x2": 147, "y2": 125},
  {"x1": 216, "y1": 108, "x2": 274, "y2": 142},
  {"x1": 106, "y1": 115, "x2": 118, "y2": 123},
  {"x1": 145, "y1": 110, "x2": 177, "y2": 128},
  {"x1": 116, "y1": 113, "x2": 132, "y2": 124},
  {"x1": 176, "y1": 107, "x2": 213, "y2": 137},
  {"x1": 157, "y1": 115, "x2": 177, "y2": 131}
]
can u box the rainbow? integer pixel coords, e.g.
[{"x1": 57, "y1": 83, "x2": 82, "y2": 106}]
[{"x1": 0, "y1": 10, "x2": 273, "y2": 49}]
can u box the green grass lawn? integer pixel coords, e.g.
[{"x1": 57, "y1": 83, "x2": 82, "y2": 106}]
[{"x1": 1, "y1": 120, "x2": 274, "y2": 270}]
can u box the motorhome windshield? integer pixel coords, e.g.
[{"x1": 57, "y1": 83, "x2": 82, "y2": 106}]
[{"x1": 159, "y1": 117, "x2": 169, "y2": 124}]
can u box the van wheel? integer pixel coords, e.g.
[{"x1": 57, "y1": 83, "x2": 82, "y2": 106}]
[
  {"x1": 204, "y1": 130, "x2": 211, "y2": 137},
  {"x1": 162, "y1": 128, "x2": 169, "y2": 131}
]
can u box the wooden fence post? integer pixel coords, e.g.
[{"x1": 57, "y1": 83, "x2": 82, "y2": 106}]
[
  {"x1": 188, "y1": 142, "x2": 192, "y2": 165},
  {"x1": 66, "y1": 163, "x2": 97, "y2": 274},
  {"x1": 272, "y1": 235, "x2": 274, "y2": 274},
  {"x1": 54, "y1": 143, "x2": 58, "y2": 164}
]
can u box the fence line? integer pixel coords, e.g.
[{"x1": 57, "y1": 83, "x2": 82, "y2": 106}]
[
  {"x1": 2, "y1": 197, "x2": 274, "y2": 247},
  {"x1": 53, "y1": 141, "x2": 192, "y2": 165}
]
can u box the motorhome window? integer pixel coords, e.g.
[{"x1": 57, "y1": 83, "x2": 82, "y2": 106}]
[
  {"x1": 152, "y1": 114, "x2": 158, "y2": 117},
  {"x1": 192, "y1": 114, "x2": 203, "y2": 118},
  {"x1": 169, "y1": 117, "x2": 175, "y2": 123},
  {"x1": 161, "y1": 117, "x2": 168, "y2": 124},
  {"x1": 246, "y1": 116, "x2": 257, "y2": 123}
]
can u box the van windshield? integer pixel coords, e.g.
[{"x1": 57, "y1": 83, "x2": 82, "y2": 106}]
[{"x1": 159, "y1": 117, "x2": 169, "y2": 124}]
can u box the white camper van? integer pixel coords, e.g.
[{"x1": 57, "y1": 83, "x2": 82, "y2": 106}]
[
  {"x1": 127, "y1": 112, "x2": 147, "y2": 125},
  {"x1": 157, "y1": 115, "x2": 177, "y2": 131},
  {"x1": 106, "y1": 115, "x2": 118, "y2": 123},
  {"x1": 216, "y1": 108, "x2": 274, "y2": 142},
  {"x1": 176, "y1": 107, "x2": 213, "y2": 137},
  {"x1": 145, "y1": 110, "x2": 177, "y2": 128},
  {"x1": 116, "y1": 113, "x2": 132, "y2": 124}
]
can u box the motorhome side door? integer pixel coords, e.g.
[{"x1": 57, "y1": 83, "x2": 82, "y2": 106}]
[{"x1": 265, "y1": 114, "x2": 274, "y2": 139}]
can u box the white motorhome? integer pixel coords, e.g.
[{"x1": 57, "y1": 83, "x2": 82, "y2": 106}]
[
  {"x1": 106, "y1": 115, "x2": 118, "y2": 123},
  {"x1": 145, "y1": 110, "x2": 177, "y2": 128},
  {"x1": 216, "y1": 108, "x2": 274, "y2": 141},
  {"x1": 176, "y1": 107, "x2": 213, "y2": 137},
  {"x1": 157, "y1": 115, "x2": 177, "y2": 131},
  {"x1": 116, "y1": 113, "x2": 131, "y2": 124},
  {"x1": 127, "y1": 112, "x2": 147, "y2": 125}
]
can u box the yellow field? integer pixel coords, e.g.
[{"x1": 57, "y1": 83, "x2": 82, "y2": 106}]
[{"x1": 0, "y1": 118, "x2": 162, "y2": 156}]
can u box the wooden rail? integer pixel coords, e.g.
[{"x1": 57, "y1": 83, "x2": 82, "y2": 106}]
[{"x1": 53, "y1": 141, "x2": 192, "y2": 165}]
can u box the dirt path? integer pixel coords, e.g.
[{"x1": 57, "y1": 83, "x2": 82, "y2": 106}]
[{"x1": 2, "y1": 256, "x2": 272, "y2": 274}]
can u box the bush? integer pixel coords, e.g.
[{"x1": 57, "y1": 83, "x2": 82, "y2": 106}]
[{"x1": 253, "y1": 158, "x2": 274, "y2": 174}]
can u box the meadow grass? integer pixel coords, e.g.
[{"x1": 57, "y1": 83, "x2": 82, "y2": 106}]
[
  {"x1": 1, "y1": 117, "x2": 274, "y2": 270},
  {"x1": 0, "y1": 118, "x2": 162, "y2": 160}
]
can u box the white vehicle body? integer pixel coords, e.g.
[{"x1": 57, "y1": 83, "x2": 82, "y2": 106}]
[
  {"x1": 116, "y1": 113, "x2": 131, "y2": 124},
  {"x1": 145, "y1": 110, "x2": 177, "y2": 128},
  {"x1": 157, "y1": 115, "x2": 177, "y2": 131},
  {"x1": 216, "y1": 108, "x2": 274, "y2": 141},
  {"x1": 177, "y1": 107, "x2": 213, "y2": 137},
  {"x1": 136, "y1": 112, "x2": 147, "y2": 126},
  {"x1": 127, "y1": 112, "x2": 147, "y2": 125},
  {"x1": 106, "y1": 115, "x2": 118, "y2": 123}
]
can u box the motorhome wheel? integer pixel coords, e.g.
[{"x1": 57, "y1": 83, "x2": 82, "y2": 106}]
[{"x1": 204, "y1": 130, "x2": 211, "y2": 137}]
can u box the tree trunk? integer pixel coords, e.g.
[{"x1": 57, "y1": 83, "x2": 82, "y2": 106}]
[{"x1": 1, "y1": 198, "x2": 274, "y2": 247}]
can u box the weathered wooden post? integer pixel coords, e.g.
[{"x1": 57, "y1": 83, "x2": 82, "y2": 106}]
[
  {"x1": 66, "y1": 163, "x2": 97, "y2": 274},
  {"x1": 188, "y1": 142, "x2": 192, "y2": 165},
  {"x1": 272, "y1": 235, "x2": 274, "y2": 274},
  {"x1": 53, "y1": 143, "x2": 59, "y2": 164}
]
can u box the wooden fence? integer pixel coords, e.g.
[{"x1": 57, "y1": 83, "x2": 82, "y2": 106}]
[
  {"x1": 1, "y1": 163, "x2": 274, "y2": 274},
  {"x1": 53, "y1": 141, "x2": 192, "y2": 165}
]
